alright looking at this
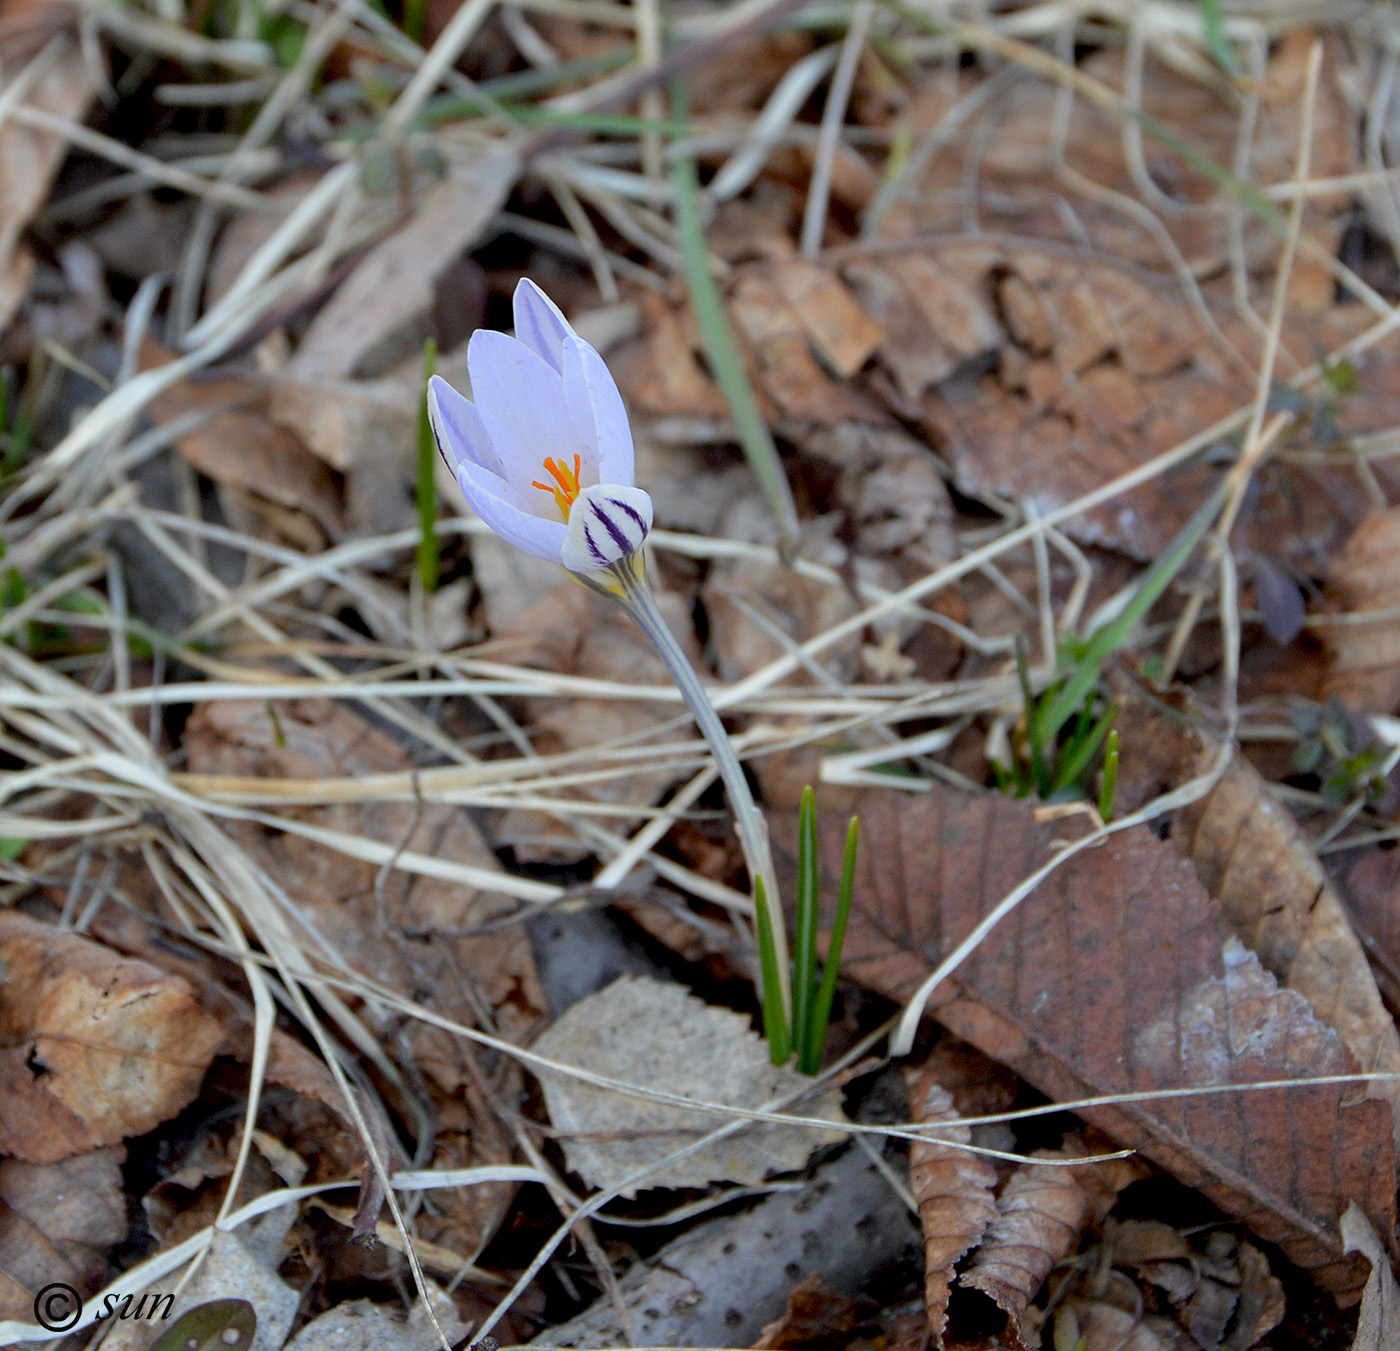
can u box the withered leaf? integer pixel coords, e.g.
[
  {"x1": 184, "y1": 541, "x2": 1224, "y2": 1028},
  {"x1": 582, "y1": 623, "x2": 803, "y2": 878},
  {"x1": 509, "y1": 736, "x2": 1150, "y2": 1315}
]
[
  {"x1": 1111, "y1": 688, "x2": 1400, "y2": 1145},
  {"x1": 185, "y1": 697, "x2": 546, "y2": 1254},
  {"x1": 0, "y1": 1147, "x2": 125, "y2": 1320},
  {"x1": 1322, "y1": 507, "x2": 1400, "y2": 714},
  {"x1": 0, "y1": 41, "x2": 95, "y2": 337},
  {"x1": 904, "y1": 1070, "x2": 997, "y2": 1347},
  {"x1": 751, "y1": 1273, "x2": 863, "y2": 1351},
  {"x1": 1343, "y1": 1203, "x2": 1400, "y2": 1351},
  {"x1": 0, "y1": 912, "x2": 223, "y2": 1163},
  {"x1": 793, "y1": 785, "x2": 1396, "y2": 1298},
  {"x1": 959, "y1": 1141, "x2": 1131, "y2": 1349}
]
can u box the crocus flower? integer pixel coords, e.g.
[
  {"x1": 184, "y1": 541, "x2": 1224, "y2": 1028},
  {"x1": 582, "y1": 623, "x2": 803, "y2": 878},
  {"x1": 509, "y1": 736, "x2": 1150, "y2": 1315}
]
[
  {"x1": 430, "y1": 278, "x2": 792, "y2": 1032},
  {"x1": 427, "y1": 279, "x2": 653, "y2": 577}
]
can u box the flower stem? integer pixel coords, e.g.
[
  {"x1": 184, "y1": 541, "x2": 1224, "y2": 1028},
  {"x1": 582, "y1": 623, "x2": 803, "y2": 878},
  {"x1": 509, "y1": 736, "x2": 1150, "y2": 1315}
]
[{"x1": 584, "y1": 552, "x2": 793, "y2": 1025}]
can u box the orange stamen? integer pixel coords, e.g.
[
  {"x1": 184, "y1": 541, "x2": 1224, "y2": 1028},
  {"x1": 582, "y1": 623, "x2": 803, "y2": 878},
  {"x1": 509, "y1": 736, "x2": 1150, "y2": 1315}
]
[{"x1": 531, "y1": 454, "x2": 583, "y2": 520}]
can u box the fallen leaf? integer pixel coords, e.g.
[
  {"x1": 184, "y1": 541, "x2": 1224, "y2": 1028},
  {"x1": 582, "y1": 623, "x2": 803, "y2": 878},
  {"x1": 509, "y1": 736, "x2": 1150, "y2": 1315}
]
[
  {"x1": 0, "y1": 911, "x2": 223, "y2": 1163},
  {"x1": 726, "y1": 269, "x2": 889, "y2": 427},
  {"x1": 141, "y1": 339, "x2": 344, "y2": 540},
  {"x1": 806, "y1": 423, "x2": 956, "y2": 570},
  {"x1": 184, "y1": 697, "x2": 547, "y2": 1253},
  {"x1": 289, "y1": 143, "x2": 519, "y2": 382},
  {"x1": 1342, "y1": 1203, "x2": 1400, "y2": 1351},
  {"x1": 98, "y1": 1230, "x2": 298, "y2": 1351},
  {"x1": 704, "y1": 536, "x2": 860, "y2": 685},
  {"x1": 1111, "y1": 687, "x2": 1400, "y2": 1146},
  {"x1": 770, "y1": 259, "x2": 884, "y2": 379},
  {"x1": 530, "y1": 976, "x2": 845, "y2": 1195},
  {"x1": 0, "y1": 38, "x2": 94, "y2": 335},
  {"x1": 1333, "y1": 848, "x2": 1400, "y2": 1011},
  {"x1": 1053, "y1": 1301, "x2": 1172, "y2": 1351},
  {"x1": 751, "y1": 1273, "x2": 863, "y2": 1350},
  {"x1": 531, "y1": 1142, "x2": 919, "y2": 1348},
  {"x1": 959, "y1": 1140, "x2": 1135, "y2": 1349},
  {"x1": 1322, "y1": 507, "x2": 1400, "y2": 714},
  {"x1": 0, "y1": 1147, "x2": 125, "y2": 1320},
  {"x1": 791, "y1": 785, "x2": 1396, "y2": 1298},
  {"x1": 488, "y1": 575, "x2": 701, "y2": 863},
  {"x1": 904, "y1": 1071, "x2": 997, "y2": 1347},
  {"x1": 282, "y1": 1283, "x2": 463, "y2": 1351}
]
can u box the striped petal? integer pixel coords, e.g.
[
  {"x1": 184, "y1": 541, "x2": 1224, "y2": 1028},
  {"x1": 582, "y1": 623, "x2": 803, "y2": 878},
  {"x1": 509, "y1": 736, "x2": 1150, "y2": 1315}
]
[
  {"x1": 427, "y1": 375, "x2": 502, "y2": 477},
  {"x1": 561, "y1": 483, "x2": 653, "y2": 573}
]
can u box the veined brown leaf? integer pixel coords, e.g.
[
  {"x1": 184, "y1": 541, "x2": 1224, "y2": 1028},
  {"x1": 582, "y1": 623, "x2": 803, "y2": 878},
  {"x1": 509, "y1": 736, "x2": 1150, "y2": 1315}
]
[{"x1": 785, "y1": 786, "x2": 1396, "y2": 1299}]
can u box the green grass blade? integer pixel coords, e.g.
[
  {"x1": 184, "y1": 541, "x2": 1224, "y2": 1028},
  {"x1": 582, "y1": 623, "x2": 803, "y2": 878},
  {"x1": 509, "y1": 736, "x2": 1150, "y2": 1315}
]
[
  {"x1": 1198, "y1": 0, "x2": 1240, "y2": 77},
  {"x1": 1051, "y1": 701, "x2": 1116, "y2": 796},
  {"x1": 1014, "y1": 634, "x2": 1051, "y2": 795},
  {"x1": 670, "y1": 78, "x2": 799, "y2": 553},
  {"x1": 416, "y1": 339, "x2": 439, "y2": 593},
  {"x1": 1035, "y1": 478, "x2": 1228, "y2": 747},
  {"x1": 792, "y1": 785, "x2": 819, "y2": 1067},
  {"x1": 1099, "y1": 730, "x2": 1120, "y2": 823},
  {"x1": 754, "y1": 875, "x2": 791, "y2": 1066},
  {"x1": 801, "y1": 815, "x2": 858, "y2": 1075}
]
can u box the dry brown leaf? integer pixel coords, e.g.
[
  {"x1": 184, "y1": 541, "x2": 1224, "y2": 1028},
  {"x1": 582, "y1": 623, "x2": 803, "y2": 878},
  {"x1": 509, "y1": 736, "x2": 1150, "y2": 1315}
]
[
  {"x1": 751, "y1": 1273, "x2": 863, "y2": 1350},
  {"x1": 904, "y1": 1071, "x2": 997, "y2": 1347},
  {"x1": 0, "y1": 37, "x2": 94, "y2": 335},
  {"x1": 184, "y1": 697, "x2": 547, "y2": 1253},
  {"x1": 1054, "y1": 1302, "x2": 1172, "y2": 1351},
  {"x1": 531, "y1": 976, "x2": 845, "y2": 1195},
  {"x1": 727, "y1": 270, "x2": 888, "y2": 427},
  {"x1": 1111, "y1": 688, "x2": 1400, "y2": 1145},
  {"x1": 790, "y1": 785, "x2": 1396, "y2": 1298},
  {"x1": 489, "y1": 574, "x2": 700, "y2": 862},
  {"x1": 1343, "y1": 1203, "x2": 1400, "y2": 1351},
  {"x1": 141, "y1": 339, "x2": 344, "y2": 539},
  {"x1": 0, "y1": 1147, "x2": 125, "y2": 1321},
  {"x1": 0, "y1": 911, "x2": 223, "y2": 1163},
  {"x1": 958, "y1": 1143, "x2": 1119, "y2": 1349},
  {"x1": 769, "y1": 259, "x2": 884, "y2": 379},
  {"x1": 806, "y1": 423, "x2": 956, "y2": 571},
  {"x1": 1322, "y1": 507, "x2": 1400, "y2": 714},
  {"x1": 1333, "y1": 848, "x2": 1400, "y2": 1012},
  {"x1": 289, "y1": 143, "x2": 519, "y2": 382},
  {"x1": 704, "y1": 542, "x2": 860, "y2": 685}
]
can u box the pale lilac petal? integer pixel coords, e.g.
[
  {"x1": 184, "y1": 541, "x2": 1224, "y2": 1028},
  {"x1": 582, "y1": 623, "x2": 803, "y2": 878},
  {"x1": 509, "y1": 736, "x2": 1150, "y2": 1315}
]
[
  {"x1": 561, "y1": 484, "x2": 653, "y2": 573},
  {"x1": 512, "y1": 279, "x2": 574, "y2": 373},
  {"x1": 427, "y1": 375, "x2": 502, "y2": 477},
  {"x1": 467, "y1": 330, "x2": 594, "y2": 496},
  {"x1": 562, "y1": 336, "x2": 634, "y2": 487},
  {"x1": 454, "y1": 455, "x2": 568, "y2": 564}
]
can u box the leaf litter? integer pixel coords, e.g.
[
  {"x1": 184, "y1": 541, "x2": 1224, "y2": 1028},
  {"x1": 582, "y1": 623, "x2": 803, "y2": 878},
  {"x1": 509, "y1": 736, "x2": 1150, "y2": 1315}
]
[{"x1": 5, "y1": 0, "x2": 1400, "y2": 1348}]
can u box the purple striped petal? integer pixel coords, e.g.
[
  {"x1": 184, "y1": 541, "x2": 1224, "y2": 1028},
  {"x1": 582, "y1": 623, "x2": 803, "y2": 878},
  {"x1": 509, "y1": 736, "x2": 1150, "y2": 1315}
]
[
  {"x1": 562, "y1": 335, "x2": 634, "y2": 487},
  {"x1": 512, "y1": 278, "x2": 574, "y2": 373},
  {"x1": 427, "y1": 375, "x2": 502, "y2": 477},
  {"x1": 561, "y1": 484, "x2": 653, "y2": 573}
]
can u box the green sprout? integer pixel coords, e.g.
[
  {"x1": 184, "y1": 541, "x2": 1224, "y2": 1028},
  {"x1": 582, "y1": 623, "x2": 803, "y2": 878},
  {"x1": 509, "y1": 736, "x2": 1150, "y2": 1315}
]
[
  {"x1": 755, "y1": 787, "x2": 859, "y2": 1075},
  {"x1": 994, "y1": 480, "x2": 1228, "y2": 811},
  {"x1": 1291, "y1": 697, "x2": 1392, "y2": 808},
  {"x1": 0, "y1": 366, "x2": 33, "y2": 476}
]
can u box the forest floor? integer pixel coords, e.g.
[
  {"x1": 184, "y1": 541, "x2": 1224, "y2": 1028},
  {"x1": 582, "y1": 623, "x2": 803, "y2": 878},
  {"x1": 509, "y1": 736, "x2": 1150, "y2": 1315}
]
[{"x1": 4, "y1": 1, "x2": 1400, "y2": 1349}]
